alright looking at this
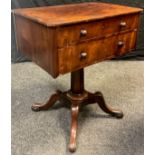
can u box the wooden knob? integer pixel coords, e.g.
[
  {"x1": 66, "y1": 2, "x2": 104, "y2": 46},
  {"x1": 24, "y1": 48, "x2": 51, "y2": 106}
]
[
  {"x1": 118, "y1": 41, "x2": 124, "y2": 47},
  {"x1": 80, "y1": 52, "x2": 87, "y2": 59},
  {"x1": 80, "y1": 29, "x2": 87, "y2": 36},
  {"x1": 120, "y1": 21, "x2": 127, "y2": 27}
]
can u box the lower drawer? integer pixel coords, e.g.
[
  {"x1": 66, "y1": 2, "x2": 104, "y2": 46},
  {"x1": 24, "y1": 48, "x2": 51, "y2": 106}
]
[{"x1": 58, "y1": 31, "x2": 137, "y2": 74}]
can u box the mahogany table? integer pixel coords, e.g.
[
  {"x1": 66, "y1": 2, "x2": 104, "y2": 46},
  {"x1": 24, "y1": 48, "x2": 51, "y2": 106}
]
[{"x1": 13, "y1": 2, "x2": 142, "y2": 152}]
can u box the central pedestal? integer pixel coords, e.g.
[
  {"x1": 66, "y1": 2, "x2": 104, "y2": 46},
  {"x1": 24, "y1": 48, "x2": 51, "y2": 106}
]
[{"x1": 31, "y1": 68, "x2": 123, "y2": 152}]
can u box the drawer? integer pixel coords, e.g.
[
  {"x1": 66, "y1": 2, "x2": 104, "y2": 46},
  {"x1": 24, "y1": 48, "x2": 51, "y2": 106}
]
[
  {"x1": 58, "y1": 31, "x2": 137, "y2": 74},
  {"x1": 57, "y1": 13, "x2": 139, "y2": 48}
]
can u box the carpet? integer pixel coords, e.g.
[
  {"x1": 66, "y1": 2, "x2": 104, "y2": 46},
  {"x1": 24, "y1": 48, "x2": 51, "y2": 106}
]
[{"x1": 11, "y1": 61, "x2": 144, "y2": 155}]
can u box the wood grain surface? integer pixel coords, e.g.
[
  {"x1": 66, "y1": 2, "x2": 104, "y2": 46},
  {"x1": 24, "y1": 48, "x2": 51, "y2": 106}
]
[
  {"x1": 14, "y1": 15, "x2": 59, "y2": 77},
  {"x1": 13, "y1": 2, "x2": 142, "y2": 27},
  {"x1": 13, "y1": 2, "x2": 142, "y2": 78},
  {"x1": 56, "y1": 13, "x2": 139, "y2": 48},
  {"x1": 12, "y1": 3, "x2": 142, "y2": 151},
  {"x1": 58, "y1": 31, "x2": 137, "y2": 74}
]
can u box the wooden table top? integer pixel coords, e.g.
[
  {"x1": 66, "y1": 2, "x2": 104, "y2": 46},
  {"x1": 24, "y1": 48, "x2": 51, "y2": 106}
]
[{"x1": 13, "y1": 2, "x2": 142, "y2": 27}]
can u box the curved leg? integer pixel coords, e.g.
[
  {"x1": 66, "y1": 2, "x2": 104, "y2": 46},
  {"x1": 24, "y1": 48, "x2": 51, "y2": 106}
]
[
  {"x1": 82, "y1": 91, "x2": 97, "y2": 105},
  {"x1": 31, "y1": 90, "x2": 62, "y2": 111},
  {"x1": 95, "y1": 92, "x2": 124, "y2": 118},
  {"x1": 69, "y1": 104, "x2": 79, "y2": 152}
]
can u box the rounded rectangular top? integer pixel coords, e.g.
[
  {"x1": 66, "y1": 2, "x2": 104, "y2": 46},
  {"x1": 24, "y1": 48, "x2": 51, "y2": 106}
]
[{"x1": 12, "y1": 2, "x2": 142, "y2": 27}]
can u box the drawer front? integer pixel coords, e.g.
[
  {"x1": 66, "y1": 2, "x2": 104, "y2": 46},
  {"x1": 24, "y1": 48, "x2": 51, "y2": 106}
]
[
  {"x1": 57, "y1": 13, "x2": 139, "y2": 48},
  {"x1": 58, "y1": 31, "x2": 137, "y2": 74}
]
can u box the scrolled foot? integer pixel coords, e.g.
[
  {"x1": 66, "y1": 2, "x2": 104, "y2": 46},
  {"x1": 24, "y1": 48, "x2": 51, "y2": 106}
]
[
  {"x1": 95, "y1": 91, "x2": 124, "y2": 119},
  {"x1": 69, "y1": 143, "x2": 76, "y2": 152},
  {"x1": 31, "y1": 103, "x2": 43, "y2": 111},
  {"x1": 111, "y1": 110, "x2": 124, "y2": 119},
  {"x1": 31, "y1": 91, "x2": 61, "y2": 112}
]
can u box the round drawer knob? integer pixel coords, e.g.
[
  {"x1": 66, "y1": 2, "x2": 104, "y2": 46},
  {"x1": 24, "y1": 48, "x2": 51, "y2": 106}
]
[
  {"x1": 118, "y1": 41, "x2": 124, "y2": 47},
  {"x1": 120, "y1": 21, "x2": 127, "y2": 27},
  {"x1": 80, "y1": 29, "x2": 87, "y2": 36},
  {"x1": 80, "y1": 52, "x2": 87, "y2": 60}
]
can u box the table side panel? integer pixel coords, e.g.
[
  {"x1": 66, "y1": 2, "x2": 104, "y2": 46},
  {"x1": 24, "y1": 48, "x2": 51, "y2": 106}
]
[{"x1": 14, "y1": 15, "x2": 58, "y2": 78}]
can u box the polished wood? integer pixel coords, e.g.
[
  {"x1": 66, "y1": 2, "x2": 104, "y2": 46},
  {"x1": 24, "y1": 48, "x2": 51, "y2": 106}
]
[
  {"x1": 13, "y1": 3, "x2": 142, "y2": 78},
  {"x1": 56, "y1": 13, "x2": 139, "y2": 48},
  {"x1": 59, "y1": 31, "x2": 137, "y2": 74},
  {"x1": 69, "y1": 104, "x2": 79, "y2": 152},
  {"x1": 71, "y1": 69, "x2": 84, "y2": 94},
  {"x1": 13, "y1": 2, "x2": 142, "y2": 27},
  {"x1": 31, "y1": 90, "x2": 61, "y2": 111},
  {"x1": 12, "y1": 2, "x2": 142, "y2": 152},
  {"x1": 14, "y1": 15, "x2": 59, "y2": 78},
  {"x1": 31, "y1": 68, "x2": 123, "y2": 152}
]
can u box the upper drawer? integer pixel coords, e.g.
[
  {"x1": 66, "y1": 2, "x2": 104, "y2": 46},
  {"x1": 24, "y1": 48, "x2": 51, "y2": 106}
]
[{"x1": 56, "y1": 13, "x2": 140, "y2": 48}]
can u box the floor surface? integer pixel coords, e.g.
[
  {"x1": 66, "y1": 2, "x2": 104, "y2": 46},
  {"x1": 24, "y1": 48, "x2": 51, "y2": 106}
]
[{"x1": 12, "y1": 61, "x2": 144, "y2": 155}]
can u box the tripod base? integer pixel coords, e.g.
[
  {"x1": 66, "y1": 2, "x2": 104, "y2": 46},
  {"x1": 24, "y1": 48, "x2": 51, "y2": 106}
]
[{"x1": 31, "y1": 89, "x2": 123, "y2": 152}]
